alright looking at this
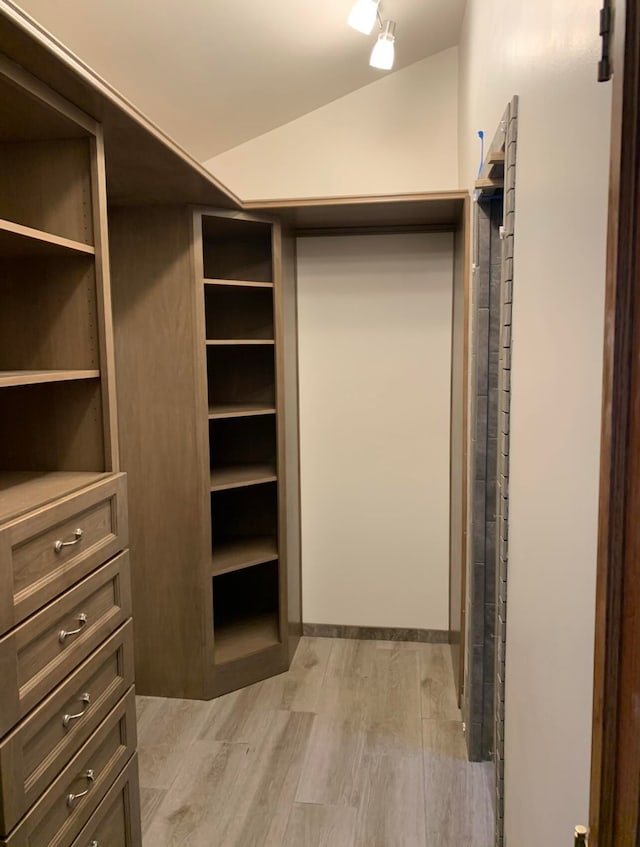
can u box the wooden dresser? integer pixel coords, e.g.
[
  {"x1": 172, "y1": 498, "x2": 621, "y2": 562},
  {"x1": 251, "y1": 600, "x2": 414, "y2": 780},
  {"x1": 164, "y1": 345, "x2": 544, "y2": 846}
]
[{"x1": 0, "y1": 47, "x2": 141, "y2": 847}]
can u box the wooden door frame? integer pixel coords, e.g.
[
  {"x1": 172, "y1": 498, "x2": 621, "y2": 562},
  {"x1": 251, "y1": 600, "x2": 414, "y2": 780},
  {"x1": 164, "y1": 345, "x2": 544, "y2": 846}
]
[{"x1": 590, "y1": 0, "x2": 640, "y2": 843}]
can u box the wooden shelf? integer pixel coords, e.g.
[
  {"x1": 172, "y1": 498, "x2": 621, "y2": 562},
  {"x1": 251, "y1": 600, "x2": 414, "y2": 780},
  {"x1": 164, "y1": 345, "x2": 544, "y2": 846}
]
[
  {"x1": 0, "y1": 470, "x2": 110, "y2": 524},
  {"x1": 214, "y1": 611, "x2": 280, "y2": 665},
  {"x1": 0, "y1": 219, "x2": 95, "y2": 258},
  {"x1": 208, "y1": 403, "x2": 276, "y2": 420},
  {"x1": 210, "y1": 464, "x2": 277, "y2": 492},
  {"x1": 0, "y1": 369, "x2": 100, "y2": 388},
  {"x1": 206, "y1": 340, "x2": 275, "y2": 346},
  {"x1": 475, "y1": 177, "x2": 504, "y2": 196},
  {"x1": 204, "y1": 279, "x2": 274, "y2": 289},
  {"x1": 212, "y1": 535, "x2": 278, "y2": 575}
]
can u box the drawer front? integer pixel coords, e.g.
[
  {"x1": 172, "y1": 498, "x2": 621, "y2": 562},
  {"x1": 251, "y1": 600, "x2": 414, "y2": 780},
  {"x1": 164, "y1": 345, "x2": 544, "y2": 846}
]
[
  {"x1": 0, "y1": 621, "x2": 134, "y2": 834},
  {"x1": 70, "y1": 755, "x2": 141, "y2": 847},
  {"x1": 0, "y1": 553, "x2": 132, "y2": 737},
  {"x1": 0, "y1": 474, "x2": 128, "y2": 636},
  {"x1": 2, "y1": 689, "x2": 137, "y2": 847}
]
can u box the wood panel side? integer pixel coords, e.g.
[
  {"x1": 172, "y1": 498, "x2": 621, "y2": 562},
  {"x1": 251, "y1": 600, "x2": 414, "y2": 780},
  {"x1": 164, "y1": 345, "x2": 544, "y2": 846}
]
[
  {"x1": 109, "y1": 206, "x2": 209, "y2": 699},
  {"x1": 280, "y1": 224, "x2": 302, "y2": 656},
  {"x1": 449, "y1": 197, "x2": 470, "y2": 706},
  {"x1": 91, "y1": 130, "x2": 120, "y2": 472}
]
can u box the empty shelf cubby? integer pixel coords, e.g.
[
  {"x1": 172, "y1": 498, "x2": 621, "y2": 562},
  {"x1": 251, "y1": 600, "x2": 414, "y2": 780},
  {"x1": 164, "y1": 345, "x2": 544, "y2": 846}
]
[
  {"x1": 211, "y1": 481, "x2": 278, "y2": 575},
  {"x1": 204, "y1": 283, "x2": 274, "y2": 341},
  {"x1": 207, "y1": 344, "x2": 275, "y2": 411},
  {"x1": 212, "y1": 560, "x2": 280, "y2": 664},
  {"x1": 0, "y1": 74, "x2": 94, "y2": 246},
  {"x1": 0, "y1": 380, "x2": 105, "y2": 473},
  {"x1": 201, "y1": 215, "x2": 273, "y2": 283},
  {"x1": 0, "y1": 255, "x2": 99, "y2": 372},
  {"x1": 209, "y1": 415, "x2": 277, "y2": 490}
]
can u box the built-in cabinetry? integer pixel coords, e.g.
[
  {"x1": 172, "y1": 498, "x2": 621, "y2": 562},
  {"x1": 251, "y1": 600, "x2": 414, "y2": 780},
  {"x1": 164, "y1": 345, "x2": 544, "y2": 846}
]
[
  {"x1": 109, "y1": 207, "x2": 300, "y2": 699},
  {"x1": 0, "y1": 55, "x2": 140, "y2": 847},
  {"x1": 196, "y1": 211, "x2": 292, "y2": 694}
]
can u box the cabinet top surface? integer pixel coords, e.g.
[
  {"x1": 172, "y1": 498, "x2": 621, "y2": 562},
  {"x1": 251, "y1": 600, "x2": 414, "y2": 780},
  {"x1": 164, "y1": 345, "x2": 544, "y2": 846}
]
[{"x1": 0, "y1": 471, "x2": 114, "y2": 525}]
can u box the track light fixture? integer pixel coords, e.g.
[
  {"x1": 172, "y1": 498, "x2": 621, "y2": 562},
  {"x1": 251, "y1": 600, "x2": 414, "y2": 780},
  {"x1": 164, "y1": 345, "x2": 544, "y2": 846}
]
[
  {"x1": 370, "y1": 19, "x2": 396, "y2": 70},
  {"x1": 347, "y1": 1, "x2": 396, "y2": 71},
  {"x1": 347, "y1": 0, "x2": 380, "y2": 35}
]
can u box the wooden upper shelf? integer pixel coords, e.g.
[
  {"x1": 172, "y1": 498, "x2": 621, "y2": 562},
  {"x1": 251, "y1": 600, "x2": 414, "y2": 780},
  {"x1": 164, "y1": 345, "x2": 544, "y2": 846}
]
[
  {"x1": 0, "y1": 219, "x2": 95, "y2": 258},
  {"x1": 0, "y1": 369, "x2": 100, "y2": 387},
  {"x1": 245, "y1": 193, "x2": 467, "y2": 233}
]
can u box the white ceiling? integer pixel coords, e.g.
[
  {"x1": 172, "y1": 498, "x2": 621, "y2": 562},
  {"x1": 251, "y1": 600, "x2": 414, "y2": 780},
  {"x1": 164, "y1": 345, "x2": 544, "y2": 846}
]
[{"x1": 16, "y1": 0, "x2": 466, "y2": 161}]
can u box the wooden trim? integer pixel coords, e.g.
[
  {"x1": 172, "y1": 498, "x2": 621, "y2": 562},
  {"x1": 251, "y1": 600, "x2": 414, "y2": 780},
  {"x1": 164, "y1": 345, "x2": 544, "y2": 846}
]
[
  {"x1": 272, "y1": 220, "x2": 290, "y2": 654},
  {"x1": 460, "y1": 195, "x2": 471, "y2": 706},
  {"x1": 295, "y1": 224, "x2": 456, "y2": 238},
  {"x1": 590, "y1": 0, "x2": 640, "y2": 844},
  {"x1": 90, "y1": 130, "x2": 119, "y2": 472},
  {"x1": 243, "y1": 190, "x2": 468, "y2": 210},
  {"x1": 302, "y1": 623, "x2": 449, "y2": 643},
  {"x1": 190, "y1": 208, "x2": 217, "y2": 696}
]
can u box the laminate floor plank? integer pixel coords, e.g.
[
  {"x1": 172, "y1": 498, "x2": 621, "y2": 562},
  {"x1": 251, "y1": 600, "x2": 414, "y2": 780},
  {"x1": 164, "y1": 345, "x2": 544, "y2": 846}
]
[
  {"x1": 422, "y1": 719, "x2": 494, "y2": 846},
  {"x1": 296, "y1": 639, "x2": 374, "y2": 805},
  {"x1": 419, "y1": 644, "x2": 462, "y2": 720},
  {"x1": 353, "y1": 752, "x2": 427, "y2": 847},
  {"x1": 258, "y1": 636, "x2": 334, "y2": 712},
  {"x1": 143, "y1": 739, "x2": 249, "y2": 847},
  {"x1": 145, "y1": 709, "x2": 314, "y2": 847},
  {"x1": 281, "y1": 803, "x2": 357, "y2": 847},
  {"x1": 364, "y1": 643, "x2": 423, "y2": 756},
  {"x1": 140, "y1": 637, "x2": 495, "y2": 846},
  {"x1": 139, "y1": 787, "x2": 166, "y2": 836},
  {"x1": 136, "y1": 696, "x2": 213, "y2": 790}
]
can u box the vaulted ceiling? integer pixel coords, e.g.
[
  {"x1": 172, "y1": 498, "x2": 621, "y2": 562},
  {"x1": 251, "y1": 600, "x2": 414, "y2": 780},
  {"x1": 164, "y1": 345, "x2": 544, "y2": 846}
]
[{"x1": 16, "y1": 0, "x2": 466, "y2": 161}]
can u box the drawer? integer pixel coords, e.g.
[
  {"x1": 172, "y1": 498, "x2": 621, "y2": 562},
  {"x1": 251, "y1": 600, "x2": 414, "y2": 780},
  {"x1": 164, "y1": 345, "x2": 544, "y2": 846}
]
[
  {"x1": 1, "y1": 689, "x2": 136, "y2": 847},
  {"x1": 0, "y1": 552, "x2": 132, "y2": 737},
  {"x1": 0, "y1": 621, "x2": 134, "y2": 834},
  {"x1": 70, "y1": 755, "x2": 141, "y2": 847},
  {"x1": 0, "y1": 474, "x2": 128, "y2": 637}
]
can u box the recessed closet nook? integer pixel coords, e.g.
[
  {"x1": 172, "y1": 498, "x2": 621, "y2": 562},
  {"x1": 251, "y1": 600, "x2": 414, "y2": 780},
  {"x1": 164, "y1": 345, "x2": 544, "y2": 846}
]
[{"x1": 0, "y1": 4, "x2": 470, "y2": 846}]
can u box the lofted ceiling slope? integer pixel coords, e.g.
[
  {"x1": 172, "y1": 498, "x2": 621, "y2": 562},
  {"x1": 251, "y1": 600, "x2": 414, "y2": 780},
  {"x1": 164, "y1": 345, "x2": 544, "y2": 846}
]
[{"x1": 15, "y1": 0, "x2": 466, "y2": 161}]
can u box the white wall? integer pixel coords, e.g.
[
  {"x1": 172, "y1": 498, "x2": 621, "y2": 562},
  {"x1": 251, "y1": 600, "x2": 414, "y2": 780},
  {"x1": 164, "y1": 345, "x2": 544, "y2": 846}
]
[
  {"x1": 204, "y1": 48, "x2": 459, "y2": 200},
  {"x1": 458, "y1": 3, "x2": 611, "y2": 845},
  {"x1": 297, "y1": 233, "x2": 453, "y2": 630}
]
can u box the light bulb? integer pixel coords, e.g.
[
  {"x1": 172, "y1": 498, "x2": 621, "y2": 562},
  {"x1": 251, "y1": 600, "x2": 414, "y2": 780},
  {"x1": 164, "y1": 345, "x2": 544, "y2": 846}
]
[
  {"x1": 348, "y1": 0, "x2": 380, "y2": 35},
  {"x1": 370, "y1": 20, "x2": 396, "y2": 70}
]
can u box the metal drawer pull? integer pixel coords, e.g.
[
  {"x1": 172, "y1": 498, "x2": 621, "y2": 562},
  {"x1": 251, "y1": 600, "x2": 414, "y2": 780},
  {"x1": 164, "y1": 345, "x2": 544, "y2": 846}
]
[
  {"x1": 62, "y1": 692, "x2": 91, "y2": 728},
  {"x1": 54, "y1": 528, "x2": 84, "y2": 553},
  {"x1": 90, "y1": 842, "x2": 99, "y2": 847},
  {"x1": 66, "y1": 769, "x2": 94, "y2": 808},
  {"x1": 59, "y1": 613, "x2": 88, "y2": 644}
]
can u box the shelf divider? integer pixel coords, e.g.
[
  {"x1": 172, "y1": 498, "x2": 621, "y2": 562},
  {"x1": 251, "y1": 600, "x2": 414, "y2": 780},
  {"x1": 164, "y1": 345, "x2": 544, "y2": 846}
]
[
  {"x1": 213, "y1": 611, "x2": 281, "y2": 665},
  {"x1": 212, "y1": 535, "x2": 278, "y2": 576},
  {"x1": 206, "y1": 340, "x2": 275, "y2": 346},
  {"x1": 208, "y1": 403, "x2": 277, "y2": 420},
  {"x1": 0, "y1": 369, "x2": 100, "y2": 388},
  {"x1": 204, "y1": 278, "x2": 274, "y2": 289},
  {"x1": 210, "y1": 464, "x2": 277, "y2": 492},
  {"x1": 0, "y1": 219, "x2": 95, "y2": 258}
]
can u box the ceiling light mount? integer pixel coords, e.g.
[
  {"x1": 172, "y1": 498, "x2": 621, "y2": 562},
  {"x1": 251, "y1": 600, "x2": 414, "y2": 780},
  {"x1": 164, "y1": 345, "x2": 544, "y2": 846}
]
[{"x1": 347, "y1": 0, "x2": 397, "y2": 71}]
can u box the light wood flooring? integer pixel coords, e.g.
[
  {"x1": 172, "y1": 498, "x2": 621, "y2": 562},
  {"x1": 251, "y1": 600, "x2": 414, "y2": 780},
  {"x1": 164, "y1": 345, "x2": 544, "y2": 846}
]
[{"x1": 138, "y1": 637, "x2": 495, "y2": 846}]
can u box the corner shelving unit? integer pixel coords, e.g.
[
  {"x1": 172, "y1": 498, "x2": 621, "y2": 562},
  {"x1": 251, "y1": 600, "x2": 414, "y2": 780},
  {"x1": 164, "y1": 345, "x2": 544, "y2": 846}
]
[
  {"x1": 0, "y1": 68, "x2": 116, "y2": 524},
  {"x1": 196, "y1": 210, "x2": 288, "y2": 695}
]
